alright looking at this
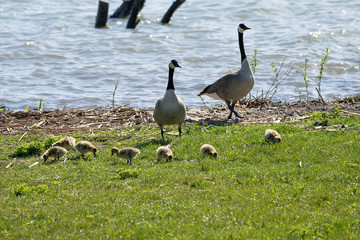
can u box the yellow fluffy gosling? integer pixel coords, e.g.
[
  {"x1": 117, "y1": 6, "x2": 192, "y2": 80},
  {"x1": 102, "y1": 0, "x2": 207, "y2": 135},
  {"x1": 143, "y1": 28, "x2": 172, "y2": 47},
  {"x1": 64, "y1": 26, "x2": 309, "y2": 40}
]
[
  {"x1": 156, "y1": 146, "x2": 173, "y2": 162},
  {"x1": 264, "y1": 129, "x2": 282, "y2": 144},
  {"x1": 52, "y1": 136, "x2": 76, "y2": 150},
  {"x1": 42, "y1": 146, "x2": 67, "y2": 163},
  {"x1": 111, "y1": 147, "x2": 141, "y2": 165},
  {"x1": 200, "y1": 144, "x2": 218, "y2": 158},
  {"x1": 74, "y1": 141, "x2": 97, "y2": 158}
]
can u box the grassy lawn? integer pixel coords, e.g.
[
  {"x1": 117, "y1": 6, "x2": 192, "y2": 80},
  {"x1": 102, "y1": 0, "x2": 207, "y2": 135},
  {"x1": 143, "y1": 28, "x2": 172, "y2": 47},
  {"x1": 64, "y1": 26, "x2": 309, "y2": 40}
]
[{"x1": 0, "y1": 113, "x2": 359, "y2": 239}]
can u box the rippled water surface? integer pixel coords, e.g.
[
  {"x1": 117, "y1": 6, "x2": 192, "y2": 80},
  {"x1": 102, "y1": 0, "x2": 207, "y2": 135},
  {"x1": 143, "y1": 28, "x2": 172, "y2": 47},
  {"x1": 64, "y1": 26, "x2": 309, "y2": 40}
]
[{"x1": 0, "y1": 0, "x2": 359, "y2": 110}]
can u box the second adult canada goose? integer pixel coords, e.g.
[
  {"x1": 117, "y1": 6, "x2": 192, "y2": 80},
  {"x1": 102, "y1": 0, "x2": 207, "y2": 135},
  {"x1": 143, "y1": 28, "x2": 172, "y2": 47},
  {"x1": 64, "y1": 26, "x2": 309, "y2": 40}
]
[
  {"x1": 198, "y1": 23, "x2": 255, "y2": 119},
  {"x1": 153, "y1": 60, "x2": 186, "y2": 143}
]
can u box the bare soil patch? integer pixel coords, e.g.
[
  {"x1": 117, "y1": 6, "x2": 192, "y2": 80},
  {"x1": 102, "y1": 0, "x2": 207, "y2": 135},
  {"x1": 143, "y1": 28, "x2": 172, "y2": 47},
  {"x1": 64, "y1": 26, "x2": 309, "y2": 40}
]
[{"x1": 1, "y1": 101, "x2": 359, "y2": 135}]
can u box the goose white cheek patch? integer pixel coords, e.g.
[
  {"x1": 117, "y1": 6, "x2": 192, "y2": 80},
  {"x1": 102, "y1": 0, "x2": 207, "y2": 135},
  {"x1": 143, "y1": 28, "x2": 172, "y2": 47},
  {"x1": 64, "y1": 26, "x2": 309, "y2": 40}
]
[
  {"x1": 238, "y1": 27, "x2": 245, "y2": 33},
  {"x1": 169, "y1": 62, "x2": 176, "y2": 69}
]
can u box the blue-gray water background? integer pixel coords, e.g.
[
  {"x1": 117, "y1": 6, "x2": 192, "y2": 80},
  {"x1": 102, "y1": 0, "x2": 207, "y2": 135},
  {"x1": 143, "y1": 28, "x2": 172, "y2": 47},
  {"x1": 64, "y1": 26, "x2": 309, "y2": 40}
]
[{"x1": 1, "y1": 0, "x2": 359, "y2": 111}]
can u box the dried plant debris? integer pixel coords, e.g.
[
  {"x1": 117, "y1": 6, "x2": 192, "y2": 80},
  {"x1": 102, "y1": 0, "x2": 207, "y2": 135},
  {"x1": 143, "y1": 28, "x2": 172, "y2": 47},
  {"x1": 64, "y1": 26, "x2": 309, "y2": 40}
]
[{"x1": 1, "y1": 102, "x2": 359, "y2": 135}]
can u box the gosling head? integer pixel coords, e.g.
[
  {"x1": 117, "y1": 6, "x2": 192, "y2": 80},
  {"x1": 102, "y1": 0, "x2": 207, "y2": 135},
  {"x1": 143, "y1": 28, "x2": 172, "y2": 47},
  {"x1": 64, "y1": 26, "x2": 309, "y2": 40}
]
[
  {"x1": 273, "y1": 135, "x2": 282, "y2": 143},
  {"x1": 169, "y1": 59, "x2": 181, "y2": 69},
  {"x1": 42, "y1": 154, "x2": 48, "y2": 162},
  {"x1": 111, "y1": 147, "x2": 119, "y2": 156},
  {"x1": 238, "y1": 23, "x2": 251, "y2": 33}
]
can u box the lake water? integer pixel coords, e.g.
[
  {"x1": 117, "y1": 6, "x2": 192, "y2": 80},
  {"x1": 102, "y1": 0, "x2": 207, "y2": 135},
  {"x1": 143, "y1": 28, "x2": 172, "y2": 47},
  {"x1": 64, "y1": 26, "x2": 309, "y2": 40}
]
[{"x1": 0, "y1": 0, "x2": 359, "y2": 111}]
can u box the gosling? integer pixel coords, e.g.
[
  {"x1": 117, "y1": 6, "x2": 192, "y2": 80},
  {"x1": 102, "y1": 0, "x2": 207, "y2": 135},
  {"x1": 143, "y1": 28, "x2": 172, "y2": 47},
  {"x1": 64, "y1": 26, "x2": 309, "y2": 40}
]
[
  {"x1": 200, "y1": 144, "x2": 218, "y2": 158},
  {"x1": 264, "y1": 129, "x2": 282, "y2": 144},
  {"x1": 42, "y1": 146, "x2": 67, "y2": 163},
  {"x1": 52, "y1": 136, "x2": 76, "y2": 150},
  {"x1": 74, "y1": 141, "x2": 97, "y2": 158},
  {"x1": 156, "y1": 146, "x2": 173, "y2": 162},
  {"x1": 111, "y1": 147, "x2": 141, "y2": 165}
]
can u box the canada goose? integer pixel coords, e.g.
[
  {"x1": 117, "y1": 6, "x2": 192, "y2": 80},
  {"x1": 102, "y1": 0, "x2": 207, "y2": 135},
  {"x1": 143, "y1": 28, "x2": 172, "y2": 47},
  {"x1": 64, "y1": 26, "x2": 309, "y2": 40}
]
[
  {"x1": 111, "y1": 147, "x2": 141, "y2": 165},
  {"x1": 156, "y1": 145, "x2": 173, "y2": 162},
  {"x1": 264, "y1": 129, "x2": 282, "y2": 143},
  {"x1": 74, "y1": 141, "x2": 97, "y2": 158},
  {"x1": 200, "y1": 144, "x2": 218, "y2": 158},
  {"x1": 153, "y1": 60, "x2": 186, "y2": 143},
  {"x1": 42, "y1": 146, "x2": 67, "y2": 163},
  {"x1": 198, "y1": 23, "x2": 255, "y2": 119},
  {"x1": 52, "y1": 136, "x2": 76, "y2": 150}
]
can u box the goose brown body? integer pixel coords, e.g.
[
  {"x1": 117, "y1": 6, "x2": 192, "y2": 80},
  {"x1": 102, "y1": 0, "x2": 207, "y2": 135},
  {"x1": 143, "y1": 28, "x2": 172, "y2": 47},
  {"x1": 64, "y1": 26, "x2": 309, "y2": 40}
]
[{"x1": 198, "y1": 23, "x2": 255, "y2": 120}]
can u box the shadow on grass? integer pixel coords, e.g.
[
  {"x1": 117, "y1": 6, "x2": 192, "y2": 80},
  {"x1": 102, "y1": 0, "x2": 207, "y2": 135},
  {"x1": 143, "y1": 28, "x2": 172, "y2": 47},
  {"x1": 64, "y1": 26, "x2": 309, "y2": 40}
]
[{"x1": 134, "y1": 138, "x2": 171, "y2": 148}]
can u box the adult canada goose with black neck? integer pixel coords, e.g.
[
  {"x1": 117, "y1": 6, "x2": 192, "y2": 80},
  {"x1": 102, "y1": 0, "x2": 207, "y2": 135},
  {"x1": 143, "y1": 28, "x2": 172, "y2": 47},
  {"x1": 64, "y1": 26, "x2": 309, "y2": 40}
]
[
  {"x1": 153, "y1": 60, "x2": 186, "y2": 143},
  {"x1": 198, "y1": 23, "x2": 255, "y2": 120}
]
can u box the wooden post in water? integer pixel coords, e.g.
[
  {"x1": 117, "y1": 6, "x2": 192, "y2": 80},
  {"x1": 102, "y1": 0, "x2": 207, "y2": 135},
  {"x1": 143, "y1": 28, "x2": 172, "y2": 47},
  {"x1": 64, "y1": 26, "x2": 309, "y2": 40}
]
[
  {"x1": 95, "y1": 1, "x2": 109, "y2": 28},
  {"x1": 111, "y1": 0, "x2": 134, "y2": 18},
  {"x1": 126, "y1": 0, "x2": 145, "y2": 29},
  {"x1": 161, "y1": 0, "x2": 186, "y2": 24}
]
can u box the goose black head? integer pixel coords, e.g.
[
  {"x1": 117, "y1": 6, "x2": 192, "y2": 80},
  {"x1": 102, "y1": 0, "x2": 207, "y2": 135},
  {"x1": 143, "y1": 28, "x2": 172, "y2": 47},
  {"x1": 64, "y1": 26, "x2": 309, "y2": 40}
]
[
  {"x1": 238, "y1": 23, "x2": 251, "y2": 33},
  {"x1": 169, "y1": 59, "x2": 181, "y2": 69}
]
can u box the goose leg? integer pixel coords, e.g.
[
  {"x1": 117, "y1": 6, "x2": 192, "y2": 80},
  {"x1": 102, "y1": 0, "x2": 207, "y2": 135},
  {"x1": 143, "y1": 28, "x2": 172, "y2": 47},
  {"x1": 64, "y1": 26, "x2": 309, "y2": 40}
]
[
  {"x1": 227, "y1": 101, "x2": 243, "y2": 119},
  {"x1": 160, "y1": 126, "x2": 165, "y2": 143},
  {"x1": 231, "y1": 102, "x2": 243, "y2": 118},
  {"x1": 226, "y1": 101, "x2": 234, "y2": 119},
  {"x1": 178, "y1": 124, "x2": 182, "y2": 137}
]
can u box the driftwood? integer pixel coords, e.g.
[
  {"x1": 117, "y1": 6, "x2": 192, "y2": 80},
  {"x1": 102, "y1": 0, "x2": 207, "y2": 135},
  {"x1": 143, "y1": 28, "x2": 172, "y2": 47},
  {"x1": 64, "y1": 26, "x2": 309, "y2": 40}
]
[
  {"x1": 29, "y1": 162, "x2": 40, "y2": 168},
  {"x1": 126, "y1": 0, "x2": 145, "y2": 29},
  {"x1": 161, "y1": 0, "x2": 186, "y2": 24},
  {"x1": 6, "y1": 162, "x2": 13, "y2": 169},
  {"x1": 111, "y1": 0, "x2": 145, "y2": 18},
  {"x1": 95, "y1": 1, "x2": 109, "y2": 28}
]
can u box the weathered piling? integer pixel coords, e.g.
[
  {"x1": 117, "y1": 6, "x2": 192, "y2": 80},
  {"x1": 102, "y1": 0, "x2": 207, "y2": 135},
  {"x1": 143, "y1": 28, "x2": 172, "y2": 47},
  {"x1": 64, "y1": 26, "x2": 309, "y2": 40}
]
[
  {"x1": 126, "y1": 0, "x2": 145, "y2": 29},
  {"x1": 95, "y1": 1, "x2": 109, "y2": 28},
  {"x1": 111, "y1": 0, "x2": 136, "y2": 18},
  {"x1": 161, "y1": 0, "x2": 186, "y2": 24}
]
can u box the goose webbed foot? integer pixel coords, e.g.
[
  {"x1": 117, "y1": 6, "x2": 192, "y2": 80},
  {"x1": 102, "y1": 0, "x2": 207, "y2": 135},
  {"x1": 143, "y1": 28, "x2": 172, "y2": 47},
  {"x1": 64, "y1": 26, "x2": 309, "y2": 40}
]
[{"x1": 233, "y1": 111, "x2": 243, "y2": 119}]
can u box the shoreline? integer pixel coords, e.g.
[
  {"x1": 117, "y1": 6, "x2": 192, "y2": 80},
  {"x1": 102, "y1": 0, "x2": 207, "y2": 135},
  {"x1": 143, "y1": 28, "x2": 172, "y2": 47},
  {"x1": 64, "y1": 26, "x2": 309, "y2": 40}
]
[{"x1": 1, "y1": 100, "x2": 359, "y2": 135}]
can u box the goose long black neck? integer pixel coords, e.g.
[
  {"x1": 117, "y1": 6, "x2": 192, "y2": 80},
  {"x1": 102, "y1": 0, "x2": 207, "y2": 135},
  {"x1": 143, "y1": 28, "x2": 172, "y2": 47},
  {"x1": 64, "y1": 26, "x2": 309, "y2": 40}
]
[
  {"x1": 166, "y1": 67, "x2": 175, "y2": 90},
  {"x1": 238, "y1": 32, "x2": 246, "y2": 62}
]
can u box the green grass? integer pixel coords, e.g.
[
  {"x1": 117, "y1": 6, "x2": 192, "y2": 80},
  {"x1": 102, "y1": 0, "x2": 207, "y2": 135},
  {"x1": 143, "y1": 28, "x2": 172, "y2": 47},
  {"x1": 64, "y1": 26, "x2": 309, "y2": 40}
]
[{"x1": 1, "y1": 115, "x2": 360, "y2": 239}]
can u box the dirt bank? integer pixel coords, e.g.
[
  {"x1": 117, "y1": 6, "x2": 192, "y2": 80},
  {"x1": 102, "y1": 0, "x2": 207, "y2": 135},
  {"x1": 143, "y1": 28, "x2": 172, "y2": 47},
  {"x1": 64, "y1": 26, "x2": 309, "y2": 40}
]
[{"x1": 1, "y1": 101, "x2": 359, "y2": 135}]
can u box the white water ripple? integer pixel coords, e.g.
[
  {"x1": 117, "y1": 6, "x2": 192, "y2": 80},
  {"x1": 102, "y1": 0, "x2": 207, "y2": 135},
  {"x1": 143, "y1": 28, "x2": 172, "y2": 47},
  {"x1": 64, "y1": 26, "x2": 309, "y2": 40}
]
[{"x1": 0, "y1": 0, "x2": 359, "y2": 110}]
